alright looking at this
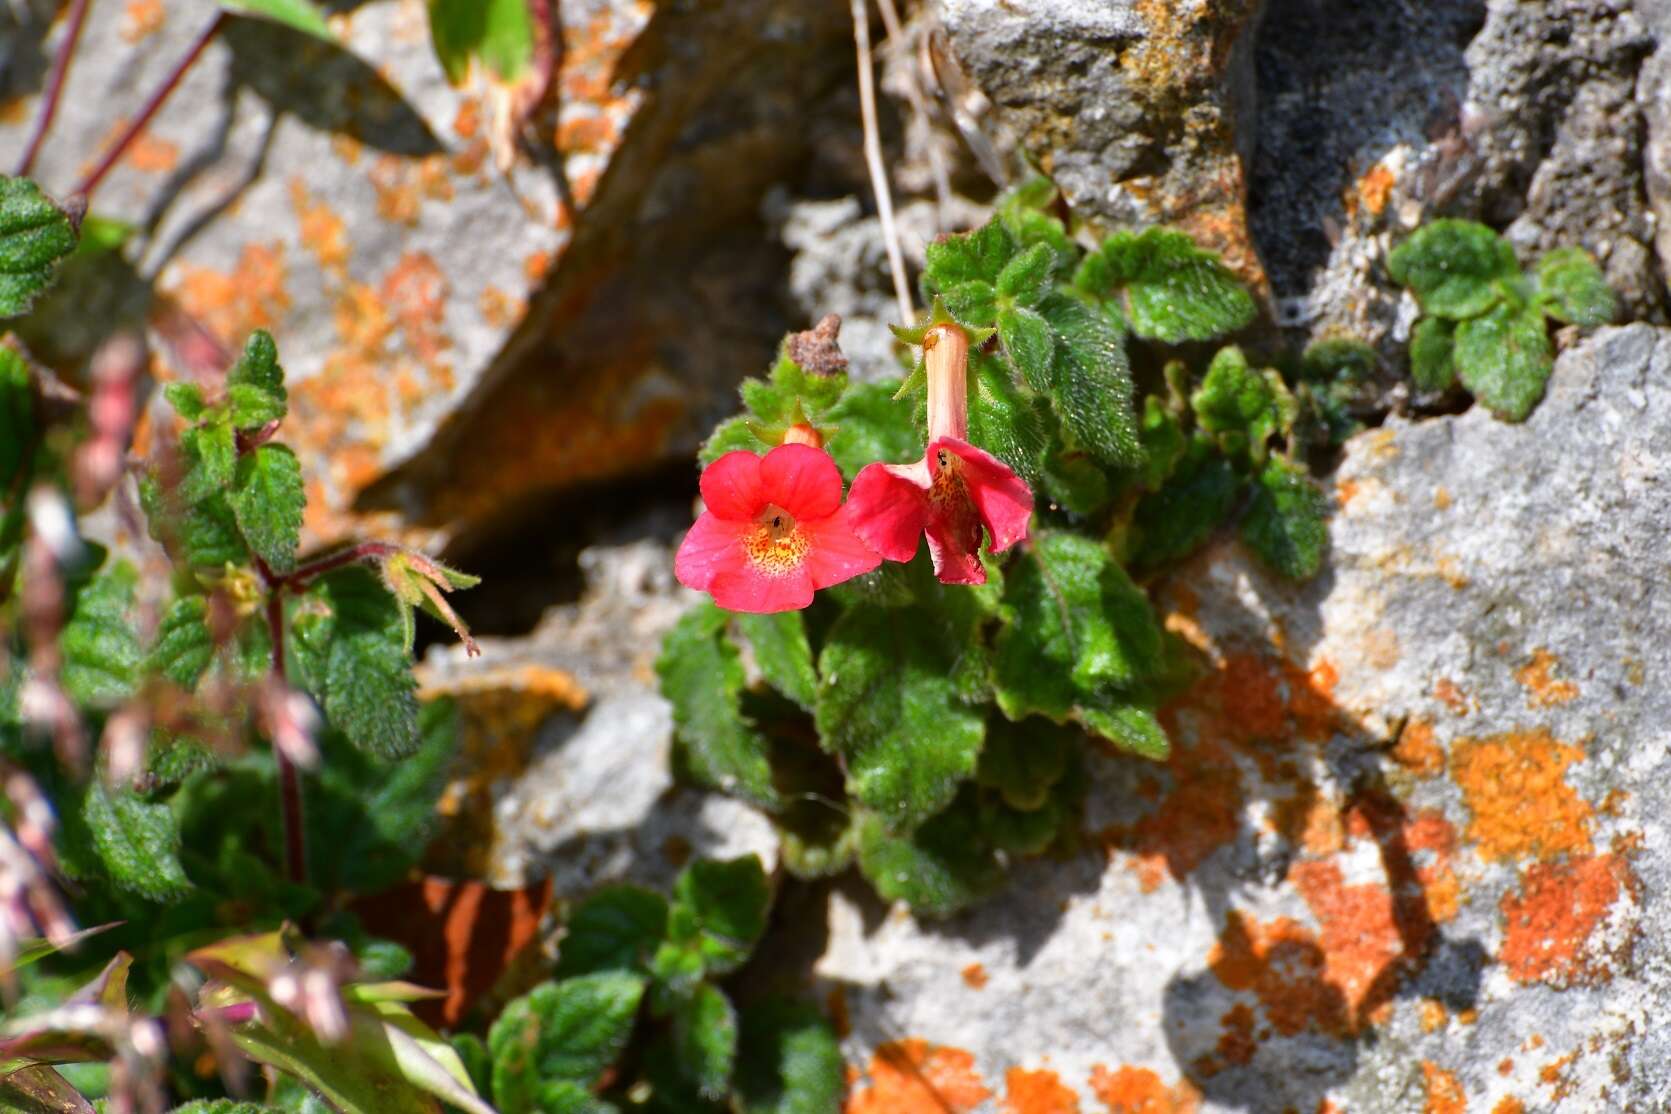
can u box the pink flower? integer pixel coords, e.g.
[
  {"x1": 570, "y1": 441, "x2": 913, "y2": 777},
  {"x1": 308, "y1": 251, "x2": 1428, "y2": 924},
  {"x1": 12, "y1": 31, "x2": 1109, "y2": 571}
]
[
  {"x1": 845, "y1": 322, "x2": 1033, "y2": 584},
  {"x1": 675, "y1": 443, "x2": 881, "y2": 613}
]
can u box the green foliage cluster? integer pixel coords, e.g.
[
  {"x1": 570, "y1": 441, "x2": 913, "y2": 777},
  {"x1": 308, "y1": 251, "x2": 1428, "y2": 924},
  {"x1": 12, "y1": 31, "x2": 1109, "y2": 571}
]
[
  {"x1": 1389, "y1": 219, "x2": 1615, "y2": 420},
  {"x1": 457, "y1": 855, "x2": 839, "y2": 1113},
  {"x1": 659, "y1": 180, "x2": 1341, "y2": 916}
]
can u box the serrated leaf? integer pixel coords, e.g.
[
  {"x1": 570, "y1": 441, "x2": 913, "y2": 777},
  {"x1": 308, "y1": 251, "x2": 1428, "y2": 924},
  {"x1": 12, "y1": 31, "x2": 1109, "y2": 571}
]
[
  {"x1": 974, "y1": 717, "x2": 1076, "y2": 811},
  {"x1": 823, "y1": 381, "x2": 918, "y2": 479},
  {"x1": 996, "y1": 242, "x2": 1056, "y2": 307},
  {"x1": 993, "y1": 532, "x2": 1163, "y2": 727},
  {"x1": 664, "y1": 856, "x2": 770, "y2": 978},
  {"x1": 179, "y1": 492, "x2": 247, "y2": 571},
  {"x1": 734, "y1": 999, "x2": 843, "y2": 1114},
  {"x1": 1190, "y1": 346, "x2": 1290, "y2": 463},
  {"x1": 854, "y1": 793, "x2": 1002, "y2": 916},
  {"x1": 698, "y1": 414, "x2": 763, "y2": 467},
  {"x1": 0, "y1": 177, "x2": 78, "y2": 317},
  {"x1": 294, "y1": 568, "x2": 420, "y2": 759},
  {"x1": 736, "y1": 611, "x2": 817, "y2": 711},
  {"x1": 230, "y1": 444, "x2": 304, "y2": 575},
  {"x1": 1037, "y1": 292, "x2": 1141, "y2": 467},
  {"x1": 941, "y1": 279, "x2": 997, "y2": 328},
  {"x1": 80, "y1": 780, "x2": 191, "y2": 902},
  {"x1": 923, "y1": 221, "x2": 1014, "y2": 291},
  {"x1": 995, "y1": 178, "x2": 1077, "y2": 282},
  {"x1": 657, "y1": 602, "x2": 779, "y2": 809},
  {"x1": 1074, "y1": 228, "x2": 1255, "y2": 343},
  {"x1": 1080, "y1": 699, "x2": 1169, "y2": 758},
  {"x1": 556, "y1": 885, "x2": 669, "y2": 979},
  {"x1": 1409, "y1": 316, "x2": 1457, "y2": 392},
  {"x1": 60, "y1": 564, "x2": 141, "y2": 707},
  {"x1": 671, "y1": 983, "x2": 737, "y2": 1100},
  {"x1": 489, "y1": 974, "x2": 645, "y2": 1112},
  {"x1": 1453, "y1": 300, "x2": 1553, "y2": 421},
  {"x1": 1130, "y1": 438, "x2": 1241, "y2": 570},
  {"x1": 428, "y1": 0, "x2": 537, "y2": 84},
  {"x1": 1535, "y1": 246, "x2": 1615, "y2": 327},
  {"x1": 1136, "y1": 395, "x2": 1186, "y2": 489},
  {"x1": 218, "y1": 0, "x2": 335, "y2": 41},
  {"x1": 224, "y1": 329, "x2": 288, "y2": 427},
  {"x1": 815, "y1": 606, "x2": 986, "y2": 831},
  {"x1": 148, "y1": 595, "x2": 213, "y2": 690},
  {"x1": 162, "y1": 381, "x2": 206, "y2": 421},
  {"x1": 1387, "y1": 219, "x2": 1518, "y2": 319},
  {"x1": 996, "y1": 304, "x2": 1054, "y2": 393},
  {"x1": 1241, "y1": 457, "x2": 1328, "y2": 579},
  {"x1": 179, "y1": 417, "x2": 237, "y2": 505},
  {"x1": 966, "y1": 352, "x2": 1048, "y2": 488}
]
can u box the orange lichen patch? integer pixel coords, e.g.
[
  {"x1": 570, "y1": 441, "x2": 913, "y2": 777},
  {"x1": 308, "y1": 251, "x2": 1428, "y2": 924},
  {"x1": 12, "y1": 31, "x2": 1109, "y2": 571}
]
[
  {"x1": 168, "y1": 243, "x2": 291, "y2": 345},
  {"x1": 1433, "y1": 677, "x2": 1470, "y2": 716},
  {"x1": 1404, "y1": 809, "x2": 1462, "y2": 924},
  {"x1": 1216, "y1": 1002, "x2": 1257, "y2": 1067},
  {"x1": 1216, "y1": 653, "x2": 1288, "y2": 741},
  {"x1": 122, "y1": 129, "x2": 178, "y2": 173},
  {"x1": 961, "y1": 962, "x2": 988, "y2": 989},
  {"x1": 556, "y1": 113, "x2": 621, "y2": 154},
  {"x1": 1500, "y1": 852, "x2": 1636, "y2": 987},
  {"x1": 1421, "y1": 1062, "x2": 1466, "y2": 1114},
  {"x1": 480, "y1": 285, "x2": 524, "y2": 329},
  {"x1": 1289, "y1": 858, "x2": 1410, "y2": 1026},
  {"x1": 1515, "y1": 648, "x2": 1579, "y2": 708},
  {"x1": 1335, "y1": 477, "x2": 1360, "y2": 508},
  {"x1": 1209, "y1": 912, "x2": 1347, "y2": 1038},
  {"x1": 290, "y1": 179, "x2": 350, "y2": 275},
  {"x1": 1355, "y1": 163, "x2": 1396, "y2": 218},
  {"x1": 1393, "y1": 719, "x2": 1444, "y2": 777},
  {"x1": 453, "y1": 98, "x2": 481, "y2": 140},
  {"x1": 121, "y1": 0, "x2": 165, "y2": 42},
  {"x1": 1088, "y1": 1064, "x2": 1201, "y2": 1114},
  {"x1": 524, "y1": 250, "x2": 553, "y2": 284},
  {"x1": 845, "y1": 1040, "x2": 991, "y2": 1114},
  {"x1": 381, "y1": 251, "x2": 451, "y2": 372},
  {"x1": 1492, "y1": 1099, "x2": 1525, "y2": 1114},
  {"x1": 1419, "y1": 998, "x2": 1447, "y2": 1033},
  {"x1": 1002, "y1": 1067, "x2": 1080, "y2": 1114},
  {"x1": 1434, "y1": 486, "x2": 1453, "y2": 510},
  {"x1": 1451, "y1": 729, "x2": 1592, "y2": 861},
  {"x1": 370, "y1": 153, "x2": 454, "y2": 224}
]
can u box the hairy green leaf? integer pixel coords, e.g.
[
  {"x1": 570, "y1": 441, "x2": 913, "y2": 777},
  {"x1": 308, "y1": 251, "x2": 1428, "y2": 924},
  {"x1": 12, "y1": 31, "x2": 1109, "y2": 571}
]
[
  {"x1": 1387, "y1": 219, "x2": 1518, "y2": 319},
  {"x1": 148, "y1": 596, "x2": 214, "y2": 690},
  {"x1": 60, "y1": 564, "x2": 141, "y2": 707},
  {"x1": 1190, "y1": 346, "x2": 1290, "y2": 463},
  {"x1": 815, "y1": 606, "x2": 986, "y2": 831},
  {"x1": 941, "y1": 280, "x2": 998, "y2": 328},
  {"x1": 293, "y1": 568, "x2": 420, "y2": 759},
  {"x1": 1130, "y1": 438, "x2": 1241, "y2": 570},
  {"x1": 662, "y1": 855, "x2": 770, "y2": 978},
  {"x1": 0, "y1": 177, "x2": 78, "y2": 317},
  {"x1": 974, "y1": 717, "x2": 1076, "y2": 812},
  {"x1": 219, "y1": 0, "x2": 335, "y2": 40},
  {"x1": 556, "y1": 885, "x2": 669, "y2": 979},
  {"x1": 1080, "y1": 699, "x2": 1169, "y2": 759},
  {"x1": 854, "y1": 793, "x2": 1002, "y2": 916},
  {"x1": 1241, "y1": 457, "x2": 1328, "y2": 579},
  {"x1": 179, "y1": 417, "x2": 238, "y2": 505},
  {"x1": 1454, "y1": 300, "x2": 1553, "y2": 421},
  {"x1": 1074, "y1": 227, "x2": 1255, "y2": 343},
  {"x1": 823, "y1": 380, "x2": 918, "y2": 479},
  {"x1": 1136, "y1": 395, "x2": 1186, "y2": 490},
  {"x1": 923, "y1": 221, "x2": 1014, "y2": 291},
  {"x1": 1535, "y1": 246, "x2": 1615, "y2": 327},
  {"x1": 656, "y1": 602, "x2": 779, "y2": 809},
  {"x1": 224, "y1": 329, "x2": 288, "y2": 428},
  {"x1": 167, "y1": 1103, "x2": 287, "y2": 1113},
  {"x1": 994, "y1": 177, "x2": 1077, "y2": 281},
  {"x1": 489, "y1": 974, "x2": 645, "y2": 1112},
  {"x1": 996, "y1": 242, "x2": 1056, "y2": 307},
  {"x1": 967, "y1": 353, "x2": 1049, "y2": 487},
  {"x1": 996, "y1": 304, "x2": 1054, "y2": 394},
  {"x1": 671, "y1": 983, "x2": 737, "y2": 1100},
  {"x1": 1037, "y1": 292, "x2": 1141, "y2": 467},
  {"x1": 1409, "y1": 316, "x2": 1457, "y2": 392},
  {"x1": 734, "y1": 999, "x2": 843, "y2": 1114},
  {"x1": 736, "y1": 611, "x2": 817, "y2": 711},
  {"x1": 81, "y1": 780, "x2": 191, "y2": 902}
]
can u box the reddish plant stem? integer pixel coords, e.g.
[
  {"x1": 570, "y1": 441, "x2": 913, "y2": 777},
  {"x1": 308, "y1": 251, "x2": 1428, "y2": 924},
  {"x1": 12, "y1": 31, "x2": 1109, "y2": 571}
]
[
  {"x1": 15, "y1": 0, "x2": 93, "y2": 179},
  {"x1": 264, "y1": 580, "x2": 307, "y2": 887},
  {"x1": 71, "y1": 11, "x2": 224, "y2": 201},
  {"x1": 283, "y1": 541, "x2": 402, "y2": 589}
]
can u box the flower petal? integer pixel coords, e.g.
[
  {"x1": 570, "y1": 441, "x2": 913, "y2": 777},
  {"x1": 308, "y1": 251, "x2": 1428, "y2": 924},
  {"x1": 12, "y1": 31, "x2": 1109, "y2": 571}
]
[
  {"x1": 935, "y1": 437, "x2": 1034, "y2": 553},
  {"x1": 923, "y1": 527, "x2": 987, "y2": 585},
  {"x1": 760, "y1": 442, "x2": 842, "y2": 520},
  {"x1": 800, "y1": 505, "x2": 883, "y2": 589},
  {"x1": 846, "y1": 461, "x2": 931, "y2": 563},
  {"x1": 708, "y1": 563, "x2": 815, "y2": 613},
  {"x1": 700, "y1": 451, "x2": 766, "y2": 521},
  {"x1": 674, "y1": 513, "x2": 749, "y2": 591}
]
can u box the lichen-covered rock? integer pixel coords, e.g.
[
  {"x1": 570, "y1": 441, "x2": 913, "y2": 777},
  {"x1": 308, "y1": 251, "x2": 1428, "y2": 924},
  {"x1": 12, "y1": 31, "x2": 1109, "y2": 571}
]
[
  {"x1": 819, "y1": 325, "x2": 1671, "y2": 1112},
  {"x1": 418, "y1": 537, "x2": 777, "y2": 896}
]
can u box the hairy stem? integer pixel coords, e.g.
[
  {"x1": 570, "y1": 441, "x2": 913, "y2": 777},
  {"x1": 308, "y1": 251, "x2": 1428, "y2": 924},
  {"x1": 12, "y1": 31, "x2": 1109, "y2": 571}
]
[
  {"x1": 72, "y1": 11, "x2": 224, "y2": 201},
  {"x1": 265, "y1": 582, "x2": 306, "y2": 887},
  {"x1": 15, "y1": 0, "x2": 93, "y2": 179},
  {"x1": 284, "y1": 541, "x2": 403, "y2": 588}
]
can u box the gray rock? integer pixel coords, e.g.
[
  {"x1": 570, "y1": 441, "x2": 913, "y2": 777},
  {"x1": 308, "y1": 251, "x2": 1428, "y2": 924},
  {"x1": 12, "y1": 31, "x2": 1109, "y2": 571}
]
[{"x1": 821, "y1": 325, "x2": 1671, "y2": 1111}]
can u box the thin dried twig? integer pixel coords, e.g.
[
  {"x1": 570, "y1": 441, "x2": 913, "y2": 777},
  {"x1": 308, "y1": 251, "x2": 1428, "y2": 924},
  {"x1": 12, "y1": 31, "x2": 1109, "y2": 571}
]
[
  {"x1": 851, "y1": 0, "x2": 914, "y2": 326},
  {"x1": 872, "y1": 0, "x2": 951, "y2": 219}
]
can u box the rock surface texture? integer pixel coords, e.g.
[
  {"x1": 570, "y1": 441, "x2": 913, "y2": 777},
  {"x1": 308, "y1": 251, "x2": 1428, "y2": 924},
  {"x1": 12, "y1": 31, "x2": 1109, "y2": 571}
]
[{"x1": 820, "y1": 324, "x2": 1671, "y2": 1112}]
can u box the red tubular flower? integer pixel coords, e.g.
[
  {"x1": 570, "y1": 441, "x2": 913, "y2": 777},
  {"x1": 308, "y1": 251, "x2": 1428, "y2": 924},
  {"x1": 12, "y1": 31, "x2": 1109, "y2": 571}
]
[
  {"x1": 675, "y1": 442, "x2": 881, "y2": 613},
  {"x1": 846, "y1": 322, "x2": 1033, "y2": 584}
]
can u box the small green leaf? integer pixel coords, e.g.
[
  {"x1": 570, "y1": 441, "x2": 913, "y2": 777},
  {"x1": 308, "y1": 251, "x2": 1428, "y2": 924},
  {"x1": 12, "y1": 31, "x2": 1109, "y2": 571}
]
[
  {"x1": 294, "y1": 568, "x2": 420, "y2": 759},
  {"x1": 1136, "y1": 395, "x2": 1186, "y2": 489},
  {"x1": 179, "y1": 417, "x2": 237, "y2": 504},
  {"x1": 60, "y1": 564, "x2": 141, "y2": 707},
  {"x1": 996, "y1": 242, "x2": 1056, "y2": 307},
  {"x1": 699, "y1": 415, "x2": 763, "y2": 466},
  {"x1": 1190, "y1": 346, "x2": 1290, "y2": 463},
  {"x1": 1453, "y1": 300, "x2": 1553, "y2": 421},
  {"x1": 0, "y1": 343, "x2": 32, "y2": 491},
  {"x1": 428, "y1": 0, "x2": 537, "y2": 84},
  {"x1": 178, "y1": 492, "x2": 247, "y2": 571},
  {"x1": 1241, "y1": 457, "x2": 1328, "y2": 579},
  {"x1": 734, "y1": 999, "x2": 843, "y2": 1114},
  {"x1": 0, "y1": 177, "x2": 78, "y2": 316},
  {"x1": 1080, "y1": 699, "x2": 1169, "y2": 759},
  {"x1": 656, "y1": 602, "x2": 779, "y2": 809},
  {"x1": 148, "y1": 596, "x2": 214, "y2": 690},
  {"x1": 823, "y1": 381, "x2": 919, "y2": 480},
  {"x1": 230, "y1": 444, "x2": 304, "y2": 575},
  {"x1": 941, "y1": 280, "x2": 997, "y2": 328},
  {"x1": 996, "y1": 304, "x2": 1054, "y2": 393},
  {"x1": 1535, "y1": 246, "x2": 1616, "y2": 327},
  {"x1": 993, "y1": 532, "x2": 1163, "y2": 727},
  {"x1": 665, "y1": 856, "x2": 770, "y2": 977},
  {"x1": 1037, "y1": 292, "x2": 1141, "y2": 467},
  {"x1": 1387, "y1": 219, "x2": 1519, "y2": 319},
  {"x1": 162, "y1": 381, "x2": 207, "y2": 421},
  {"x1": 1074, "y1": 228, "x2": 1255, "y2": 343},
  {"x1": 671, "y1": 983, "x2": 737, "y2": 1100},
  {"x1": 488, "y1": 974, "x2": 645, "y2": 1113},
  {"x1": 1130, "y1": 437, "x2": 1241, "y2": 570},
  {"x1": 556, "y1": 885, "x2": 669, "y2": 979},
  {"x1": 966, "y1": 353, "x2": 1049, "y2": 487},
  {"x1": 80, "y1": 780, "x2": 191, "y2": 902},
  {"x1": 974, "y1": 717, "x2": 1075, "y2": 811},
  {"x1": 815, "y1": 606, "x2": 986, "y2": 831},
  {"x1": 995, "y1": 178, "x2": 1077, "y2": 281},
  {"x1": 225, "y1": 329, "x2": 288, "y2": 427},
  {"x1": 855, "y1": 794, "x2": 1002, "y2": 916},
  {"x1": 923, "y1": 222, "x2": 1014, "y2": 291},
  {"x1": 737, "y1": 611, "x2": 817, "y2": 711},
  {"x1": 218, "y1": 0, "x2": 335, "y2": 41},
  {"x1": 1409, "y1": 317, "x2": 1457, "y2": 392}
]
